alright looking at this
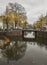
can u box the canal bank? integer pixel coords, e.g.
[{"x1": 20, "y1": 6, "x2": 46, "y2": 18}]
[{"x1": 36, "y1": 31, "x2": 47, "y2": 38}]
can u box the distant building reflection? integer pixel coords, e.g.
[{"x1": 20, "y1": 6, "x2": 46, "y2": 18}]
[
  {"x1": 36, "y1": 38, "x2": 47, "y2": 49},
  {"x1": 25, "y1": 38, "x2": 47, "y2": 50}
]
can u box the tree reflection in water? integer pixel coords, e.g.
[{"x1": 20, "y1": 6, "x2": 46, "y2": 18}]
[
  {"x1": 1, "y1": 41, "x2": 27, "y2": 61},
  {"x1": 0, "y1": 37, "x2": 47, "y2": 64}
]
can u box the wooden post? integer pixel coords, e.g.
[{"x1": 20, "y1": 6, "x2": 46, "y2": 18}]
[
  {"x1": 22, "y1": 30, "x2": 24, "y2": 40},
  {"x1": 35, "y1": 31, "x2": 37, "y2": 39}
]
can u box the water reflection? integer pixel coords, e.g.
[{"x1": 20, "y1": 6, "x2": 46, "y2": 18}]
[
  {"x1": 1, "y1": 41, "x2": 27, "y2": 61},
  {"x1": 36, "y1": 38, "x2": 47, "y2": 49},
  {"x1": 0, "y1": 37, "x2": 47, "y2": 65}
]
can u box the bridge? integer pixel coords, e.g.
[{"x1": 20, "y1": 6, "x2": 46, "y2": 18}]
[
  {"x1": 22, "y1": 29, "x2": 37, "y2": 39},
  {"x1": 22, "y1": 29, "x2": 37, "y2": 32}
]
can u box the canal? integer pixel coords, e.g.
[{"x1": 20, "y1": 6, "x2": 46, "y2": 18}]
[{"x1": 0, "y1": 35, "x2": 47, "y2": 65}]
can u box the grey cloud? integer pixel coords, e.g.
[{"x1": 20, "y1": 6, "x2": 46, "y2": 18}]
[{"x1": 0, "y1": 0, "x2": 47, "y2": 24}]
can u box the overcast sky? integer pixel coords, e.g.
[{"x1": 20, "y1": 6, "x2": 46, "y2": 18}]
[{"x1": 0, "y1": 0, "x2": 47, "y2": 24}]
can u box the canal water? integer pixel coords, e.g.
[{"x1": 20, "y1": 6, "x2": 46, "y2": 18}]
[{"x1": 0, "y1": 35, "x2": 47, "y2": 65}]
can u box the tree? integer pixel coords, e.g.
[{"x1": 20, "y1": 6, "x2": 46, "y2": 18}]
[
  {"x1": 33, "y1": 15, "x2": 46, "y2": 29},
  {"x1": 5, "y1": 2, "x2": 27, "y2": 29}
]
